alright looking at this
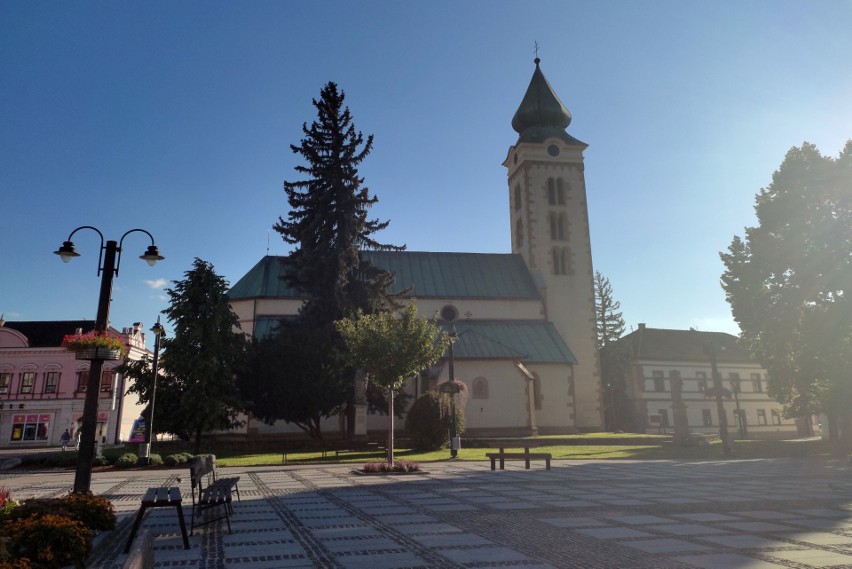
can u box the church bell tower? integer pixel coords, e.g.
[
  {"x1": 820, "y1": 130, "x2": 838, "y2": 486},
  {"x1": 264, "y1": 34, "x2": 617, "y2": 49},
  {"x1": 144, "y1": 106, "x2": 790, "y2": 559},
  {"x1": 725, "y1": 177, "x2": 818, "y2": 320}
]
[{"x1": 503, "y1": 57, "x2": 602, "y2": 429}]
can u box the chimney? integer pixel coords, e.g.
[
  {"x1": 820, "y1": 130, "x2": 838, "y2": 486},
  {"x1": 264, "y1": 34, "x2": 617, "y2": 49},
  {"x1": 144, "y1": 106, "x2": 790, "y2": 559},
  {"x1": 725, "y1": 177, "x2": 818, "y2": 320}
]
[{"x1": 638, "y1": 323, "x2": 646, "y2": 331}]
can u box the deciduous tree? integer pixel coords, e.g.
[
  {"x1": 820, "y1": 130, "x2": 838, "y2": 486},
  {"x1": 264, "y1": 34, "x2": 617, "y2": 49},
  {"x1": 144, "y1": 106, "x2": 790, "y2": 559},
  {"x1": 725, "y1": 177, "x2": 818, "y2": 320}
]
[
  {"x1": 337, "y1": 304, "x2": 447, "y2": 463},
  {"x1": 721, "y1": 141, "x2": 852, "y2": 441}
]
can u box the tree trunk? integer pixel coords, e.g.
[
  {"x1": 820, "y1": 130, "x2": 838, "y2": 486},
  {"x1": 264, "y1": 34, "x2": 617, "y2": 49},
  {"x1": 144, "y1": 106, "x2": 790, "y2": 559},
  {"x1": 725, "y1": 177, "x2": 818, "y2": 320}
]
[
  {"x1": 387, "y1": 387, "x2": 394, "y2": 464},
  {"x1": 194, "y1": 430, "x2": 202, "y2": 455}
]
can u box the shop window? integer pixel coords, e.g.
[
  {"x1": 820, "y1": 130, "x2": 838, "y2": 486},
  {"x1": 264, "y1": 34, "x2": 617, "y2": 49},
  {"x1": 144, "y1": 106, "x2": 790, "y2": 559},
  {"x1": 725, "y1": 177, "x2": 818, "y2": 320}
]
[
  {"x1": 702, "y1": 409, "x2": 713, "y2": 426},
  {"x1": 757, "y1": 409, "x2": 767, "y2": 425},
  {"x1": 10, "y1": 413, "x2": 51, "y2": 442}
]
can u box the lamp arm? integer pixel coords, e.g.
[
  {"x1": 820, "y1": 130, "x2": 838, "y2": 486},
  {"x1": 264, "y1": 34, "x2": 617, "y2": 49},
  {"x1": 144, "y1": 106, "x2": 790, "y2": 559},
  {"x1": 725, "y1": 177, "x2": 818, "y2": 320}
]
[{"x1": 115, "y1": 228, "x2": 158, "y2": 276}]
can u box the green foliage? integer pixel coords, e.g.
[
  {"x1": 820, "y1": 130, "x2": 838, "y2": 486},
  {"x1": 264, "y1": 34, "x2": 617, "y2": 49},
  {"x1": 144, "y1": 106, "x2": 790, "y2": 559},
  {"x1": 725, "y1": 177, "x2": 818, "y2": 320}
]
[
  {"x1": 720, "y1": 141, "x2": 852, "y2": 428},
  {"x1": 0, "y1": 491, "x2": 113, "y2": 569},
  {"x1": 58, "y1": 494, "x2": 116, "y2": 531},
  {"x1": 338, "y1": 304, "x2": 447, "y2": 462},
  {"x1": 406, "y1": 392, "x2": 464, "y2": 450},
  {"x1": 5, "y1": 513, "x2": 91, "y2": 569},
  {"x1": 362, "y1": 460, "x2": 420, "y2": 473},
  {"x1": 114, "y1": 453, "x2": 138, "y2": 469},
  {"x1": 158, "y1": 258, "x2": 249, "y2": 453},
  {"x1": 337, "y1": 304, "x2": 447, "y2": 392},
  {"x1": 19, "y1": 451, "x2": 78, "y2": 469},
  {"x1": 164, "y1": 453, "x2": 193, "y2": 466},
  {"x1": 594, "y1": 271, "x2": 625, "y2": 349},
  {"x1": 274, "y1": 81, "x2": 403, "y2": 324},
  {"x1": 239, "y1": 322, "x2": 351, "y2": 442}
]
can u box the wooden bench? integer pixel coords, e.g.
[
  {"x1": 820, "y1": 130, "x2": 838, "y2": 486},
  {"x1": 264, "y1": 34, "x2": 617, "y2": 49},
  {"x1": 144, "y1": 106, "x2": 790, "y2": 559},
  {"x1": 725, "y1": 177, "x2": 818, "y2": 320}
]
[
  {"x1": 188, "y1": 455, "x2": 240, "y2": 535},
  {"x1": 282, "y1": 440, "x2": 386, "y2": 463},
  {"x1": 330, "y1": 440, "x2": 386, "y2": 462},
  {"x1": 486, "y1": 447, "x2": 552, "y2": 470},
  {"x1": 123, "y1": 487, "x2": 189, "y2": 554}
]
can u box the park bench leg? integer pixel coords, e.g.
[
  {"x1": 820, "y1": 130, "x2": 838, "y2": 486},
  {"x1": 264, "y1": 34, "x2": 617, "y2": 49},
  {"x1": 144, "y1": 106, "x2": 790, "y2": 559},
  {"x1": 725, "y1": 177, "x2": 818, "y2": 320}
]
[
  {"x1": 525, "y1": 448, "x2": 531, "y2": 469},
  {"x1": 124, "y1": 505, "x2": 149, "y2": 554},
  {"x1": 546, "y1": 457, "x2": 551, "y2": 470},
  {"x1": 175, "y1": 504, "x2": 190, "y2": 549},
  {"x1": 490, "y1": 457, "x2": 496, "y2": 471}
]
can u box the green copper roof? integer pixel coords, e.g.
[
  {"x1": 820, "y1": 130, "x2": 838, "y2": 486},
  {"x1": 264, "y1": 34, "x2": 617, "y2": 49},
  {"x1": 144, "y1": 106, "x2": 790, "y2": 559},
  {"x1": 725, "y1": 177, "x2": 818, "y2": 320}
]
[
  {"x1": 446, "y1": 320, "x2": 577, "y2": 364},
  {"x1": 511, "y1": 58, "x2": 586, "y2": 146},
  {"x1": 227, "y1": 252, "x2": 542, "y2": 301},
  {"x1": 253, "y1": 316, "x2": 576, "y2": 364}
]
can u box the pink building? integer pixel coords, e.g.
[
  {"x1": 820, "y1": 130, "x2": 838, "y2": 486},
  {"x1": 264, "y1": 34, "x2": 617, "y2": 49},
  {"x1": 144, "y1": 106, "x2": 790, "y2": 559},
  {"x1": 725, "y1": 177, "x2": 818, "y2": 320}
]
[{"x1": 0, "y1": 319, "x2": 151, "y2": 448}]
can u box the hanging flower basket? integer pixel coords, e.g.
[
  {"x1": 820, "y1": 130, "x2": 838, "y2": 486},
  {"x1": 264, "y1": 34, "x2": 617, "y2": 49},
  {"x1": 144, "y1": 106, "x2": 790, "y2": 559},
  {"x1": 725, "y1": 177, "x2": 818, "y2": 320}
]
[
  {"x1": 73, "y1": 347, "x2": 123, "y2": 361},
  {"x1": 62, "y1": 331, "x2": 127, "y2": 360}
]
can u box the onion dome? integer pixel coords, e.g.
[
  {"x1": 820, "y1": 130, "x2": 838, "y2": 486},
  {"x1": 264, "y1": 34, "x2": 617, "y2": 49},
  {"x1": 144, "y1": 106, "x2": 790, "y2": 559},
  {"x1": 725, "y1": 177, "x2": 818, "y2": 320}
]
[{"x1": 511, "y1": 58, "x2": 582, "y2": 145}]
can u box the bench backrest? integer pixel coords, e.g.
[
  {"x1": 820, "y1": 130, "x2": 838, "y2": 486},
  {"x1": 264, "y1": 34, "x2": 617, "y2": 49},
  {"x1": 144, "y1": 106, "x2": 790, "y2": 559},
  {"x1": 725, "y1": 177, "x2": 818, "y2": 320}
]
[{"x1": 189, "y1": 455, "x2": 216, "y2": 490}]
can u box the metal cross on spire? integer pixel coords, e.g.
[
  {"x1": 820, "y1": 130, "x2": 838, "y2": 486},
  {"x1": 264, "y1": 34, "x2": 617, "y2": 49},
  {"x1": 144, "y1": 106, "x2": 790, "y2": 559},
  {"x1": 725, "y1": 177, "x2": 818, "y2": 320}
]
[{"x1": 534, "y1": 41, "x2": 540, "y2": 60}]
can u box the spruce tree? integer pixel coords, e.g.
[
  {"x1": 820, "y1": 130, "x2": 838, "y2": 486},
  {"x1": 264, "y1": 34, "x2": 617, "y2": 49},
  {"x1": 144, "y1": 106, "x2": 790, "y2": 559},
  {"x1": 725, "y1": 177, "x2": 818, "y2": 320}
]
[
  {"x1": 594, "y1": 271, "x2": 625, "y2": 349},
  {"x1": 274, "y1": 82, "x2": 403, "y2": 324}
]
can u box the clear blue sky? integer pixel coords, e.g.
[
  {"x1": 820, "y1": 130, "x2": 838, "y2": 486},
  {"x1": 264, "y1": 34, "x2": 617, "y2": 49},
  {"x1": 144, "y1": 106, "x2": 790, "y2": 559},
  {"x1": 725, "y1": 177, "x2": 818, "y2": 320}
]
[{"x1": 2, "y1": 1, "x2": 851, "y2": 342}]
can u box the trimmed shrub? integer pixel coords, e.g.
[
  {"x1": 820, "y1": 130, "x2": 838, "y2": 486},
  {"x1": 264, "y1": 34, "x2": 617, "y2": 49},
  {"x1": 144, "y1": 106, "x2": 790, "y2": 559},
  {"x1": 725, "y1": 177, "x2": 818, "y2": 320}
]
[
  {"x1": 6, "y1": 513, "x2": 91, "y2": 569},
  {"x1": 58, "y1": 493, "x2": 116, "y2": 531},
  {"x1": 405, "y1": 392, "x2": 465, "y2": 450},
  {"x1": 362, "y1": 460, "x2": 421, "y2": 473},
  {"x1": 113, "y1": 453, "x2": 138, "y2": 469}
]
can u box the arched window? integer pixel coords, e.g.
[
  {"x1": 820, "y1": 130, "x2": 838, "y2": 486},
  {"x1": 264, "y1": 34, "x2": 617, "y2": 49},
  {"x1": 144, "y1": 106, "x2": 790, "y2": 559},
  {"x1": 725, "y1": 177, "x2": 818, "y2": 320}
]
[
  {"x1": 515, "y1": 219, "x2": 524, "y2": 247},
  {"x1": 557, "y1": 213, "x2": 567, "y2": 240},
  {"x1": 514, "y1": 184, "x2": 522, "y2": 211},
  {"x1": 547, "y1": 178, "x2": 556, "y2": 205},
  {"x1": 549, "y1": 212, "x2": 558, "y2": 240},
  {"x1": 556, "y1": 178, "x2": 565, "y2": 205},
  {"x1": 472, "y1": 377, "x2": 489, "y2": 399}
]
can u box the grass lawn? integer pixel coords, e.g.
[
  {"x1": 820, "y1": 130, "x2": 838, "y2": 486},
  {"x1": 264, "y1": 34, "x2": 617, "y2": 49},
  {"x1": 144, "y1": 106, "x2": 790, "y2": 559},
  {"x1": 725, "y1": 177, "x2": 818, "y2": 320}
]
[{"x1": 206, "y1": 436, "x2": 837, "y2": 467}]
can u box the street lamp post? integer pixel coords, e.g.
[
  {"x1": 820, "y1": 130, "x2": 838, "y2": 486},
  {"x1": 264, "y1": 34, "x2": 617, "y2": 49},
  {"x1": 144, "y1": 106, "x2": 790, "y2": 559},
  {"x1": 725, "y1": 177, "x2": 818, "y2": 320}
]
[
  {"x1": 55, "y1": 226, "x2": 163, "y2": 493},
  {"x1": 439, "y1": 329, "x2": 461, "y2": 458},
  {"x1": 141, "y1": 318, "x2": 166, "y2": 465}
]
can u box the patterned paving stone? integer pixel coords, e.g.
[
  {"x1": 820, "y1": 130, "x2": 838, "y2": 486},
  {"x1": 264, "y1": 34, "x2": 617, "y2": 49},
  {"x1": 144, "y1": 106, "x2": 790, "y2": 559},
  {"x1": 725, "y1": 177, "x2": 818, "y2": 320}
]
[
  {"x1": 575, "y1": 526, "x2": 659, "y2": 539},
  {"x1": 697, "y1": 534, "x2": 802, "y2": 549},
  {"x1": 676, "y1": 553, "x2": 790, "y2": 568},
  {"x1": 765, "y1": 548, "x2": 852, "y2": 567},
  {"x1": 622, "y1": 538, "x2": 715, "y2": 554}
]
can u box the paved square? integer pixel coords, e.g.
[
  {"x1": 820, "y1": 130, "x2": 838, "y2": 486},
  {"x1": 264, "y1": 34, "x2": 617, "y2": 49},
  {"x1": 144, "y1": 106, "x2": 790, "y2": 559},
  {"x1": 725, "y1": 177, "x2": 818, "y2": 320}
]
[{"x1": 4, "y1": 456, "x2": 852, "y2": 568}]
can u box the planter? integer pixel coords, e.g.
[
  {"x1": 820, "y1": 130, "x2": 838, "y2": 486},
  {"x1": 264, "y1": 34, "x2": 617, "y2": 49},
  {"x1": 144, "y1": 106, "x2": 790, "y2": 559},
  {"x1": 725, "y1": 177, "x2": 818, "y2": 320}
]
[{"x1": 74, "y1": 347, "x2": 122, "y2": 361}]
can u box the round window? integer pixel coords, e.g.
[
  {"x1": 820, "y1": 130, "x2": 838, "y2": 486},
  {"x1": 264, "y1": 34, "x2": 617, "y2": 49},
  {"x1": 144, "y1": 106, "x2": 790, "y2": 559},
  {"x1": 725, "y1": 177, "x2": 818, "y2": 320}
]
[
  {"x1": 547, "y1": 144, "x2": 560, "y2": 157},
  {"x1": 440, "y1": 305, "x2": 458, "y2": 322}
]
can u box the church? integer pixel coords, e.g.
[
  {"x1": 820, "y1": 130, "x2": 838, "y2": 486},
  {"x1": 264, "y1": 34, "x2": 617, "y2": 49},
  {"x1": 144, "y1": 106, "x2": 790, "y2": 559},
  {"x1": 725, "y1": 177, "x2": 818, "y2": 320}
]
[{"x1": 227, "y1": 58, "x2": 603, "y2": 437}]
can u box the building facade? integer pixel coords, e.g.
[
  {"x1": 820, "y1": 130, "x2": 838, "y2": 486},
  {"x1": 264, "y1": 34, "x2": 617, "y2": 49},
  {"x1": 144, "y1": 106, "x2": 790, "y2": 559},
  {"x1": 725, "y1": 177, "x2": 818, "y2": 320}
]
[
  {"x1": 227, "y1": 58, "x2": 603, "y2": 438},
  {"x1": 0, "y1": 319, "x2": 151, "y2": 448},
  {"x1": 613, "y1": 324, "x2": 808, "y2": 440}
]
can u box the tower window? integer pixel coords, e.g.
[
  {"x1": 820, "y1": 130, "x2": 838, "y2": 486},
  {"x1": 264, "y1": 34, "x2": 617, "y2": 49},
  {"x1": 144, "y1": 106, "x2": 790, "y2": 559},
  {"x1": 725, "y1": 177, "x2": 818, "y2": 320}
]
[
  {"x1": 547, "y1": 144, "x2": 560, "y2": 157},
  {"x1": 558, "y1": 213, "x2": 566, "y2": 240},
  {"x1": 547, "y1": 178, "x2": 556, "y2": 205},
  {"x1": 557, "y1": 179, "x2": 565, "y2": 204},
  {"x1": 516, "y1": 219, "x2": 524, "y2": 247},
  {"x1": 549, "y1": 213, "x2": 558, "y2": 240},
  {"x1": 552, "y1": 247, "x2": 569, "y2": 275},
  {"x1": 514, "y1": 184, "x2": 522, "y2": 211}
]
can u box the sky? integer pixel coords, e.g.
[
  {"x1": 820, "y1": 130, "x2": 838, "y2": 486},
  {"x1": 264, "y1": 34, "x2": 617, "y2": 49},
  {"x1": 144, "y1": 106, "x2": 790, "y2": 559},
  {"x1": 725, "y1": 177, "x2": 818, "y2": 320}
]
[{"x1": 2, "y1": 1, "x2": 851, "y2": 345}]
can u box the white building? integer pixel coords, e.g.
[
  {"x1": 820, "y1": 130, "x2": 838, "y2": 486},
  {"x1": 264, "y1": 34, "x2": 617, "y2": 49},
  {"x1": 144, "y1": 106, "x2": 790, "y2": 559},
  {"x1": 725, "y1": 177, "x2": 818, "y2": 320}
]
[
  {"x1": 614, "y1": 324, "x2": 812, "y2": 440},
  {"x1": 227, "y1": 58, "x2": 604, "y2": 438}
]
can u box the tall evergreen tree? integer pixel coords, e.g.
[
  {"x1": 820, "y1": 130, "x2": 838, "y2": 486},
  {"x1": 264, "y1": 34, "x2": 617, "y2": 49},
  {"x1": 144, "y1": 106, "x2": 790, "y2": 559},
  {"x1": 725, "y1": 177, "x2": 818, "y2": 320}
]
[
  {"x1": 721, "y1": 141, "x2": 852, "y2": 440},
  {"x1": 594, "y1": 271, "x2": 626, "y2": 349},
  {"x1": 274, "y1": 82, "x2": 403, "y2": 324},
  {"x1": 594, "y1": 271, "x2": 634, "y2": 431},
  {"x1": 158, "y1": 258, "x2": 248, "y2": 453}
]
